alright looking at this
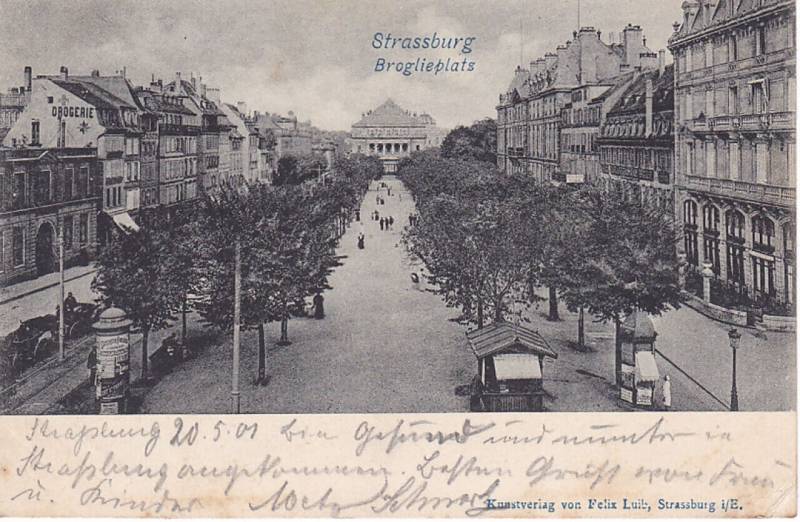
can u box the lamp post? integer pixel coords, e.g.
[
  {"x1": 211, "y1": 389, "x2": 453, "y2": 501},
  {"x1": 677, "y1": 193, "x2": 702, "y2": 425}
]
[
  {"x1": 58, "y1": 221, "x2": 65, "y2": 361},
  {"x1": 728, "y1": 328, "x2": 741, "y2": 411}
]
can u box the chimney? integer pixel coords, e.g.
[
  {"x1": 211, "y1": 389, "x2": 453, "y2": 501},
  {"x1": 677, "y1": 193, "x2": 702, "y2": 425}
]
[
  {"x1": 640, "y1": 51, "x2": 658, "y2": 70},
  {"x1": 91, "y1": 69, "x2": 100, "y2": 77},
  {"x1": 59, "y1": 66, "x2": 68, "y2": 80},
  {"x1": 191, "y1": 74, "x2": 197, "y2": 90},
  {"x1": 237, "y1": 101, "x2": 248, "y2": 116},
  {"x1": 200, "y1": 83, "x2": 207, "y2": 97},
  {"x1": 645, "y1": 75, "x2": 654, "y2": 137},
  {"x1": 206, "y1": 87, "x2": 221, "y2": 103},
  {"x1": 623, "y1": 24, "x2": 644, "y2": 67},
  {"x1": 175, "y1": 71, "x2": 182, "y2": 86},
  {"x1": 122, "y1": 66, "x2": 126, "y2": 79},
  {"x1": 658, "y1": 49, "x2": 666, "y2": 75},
  {"x1": 544, "y1": 52, "x2": 557, "y2": 69},
  {"x1": 24, "y1": 66, "x2": 32, "y2": 92}
]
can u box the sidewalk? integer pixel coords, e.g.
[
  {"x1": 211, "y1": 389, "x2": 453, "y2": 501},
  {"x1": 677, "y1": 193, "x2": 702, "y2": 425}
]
[{"x1": 0, "y1": 264, "x2": 97, "y2": 305}]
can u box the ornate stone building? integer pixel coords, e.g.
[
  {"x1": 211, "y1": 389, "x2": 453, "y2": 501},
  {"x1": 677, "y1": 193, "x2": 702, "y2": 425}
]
[
  {"x1": 597, "y1": 64, "x2": 675, "y2": 211},
  {"x1": 350, "y1": 99, "x2": 446, "y2": 173},
  {"x1": 669, "y1": 0, "x2": 795, "y2": 309},
  {"x1": 498, "y1": 25, "x2": 659, "y2": 182}
]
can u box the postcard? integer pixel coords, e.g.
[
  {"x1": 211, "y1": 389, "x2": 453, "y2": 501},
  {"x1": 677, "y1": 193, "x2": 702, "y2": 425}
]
[{"x1": 0, "y1": 0, "x2": 796, "y2": 518}]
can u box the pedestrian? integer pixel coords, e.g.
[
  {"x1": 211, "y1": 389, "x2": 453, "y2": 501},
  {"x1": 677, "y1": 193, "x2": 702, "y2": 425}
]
[
  {"x1": 87, "y1": 345, "x2": 97, "y2": 391},
  {"x1": 380, "y1": 197, "x2": 385, "y2": 205},
  {"x1": 662, "y1": 375, "x2": 672, "y2": 411},
  {"x1": 409, "y1": 214, "x2": 413, "y2": 226},
  {"x1": 357, "y1": 232, "x2": 365, "y2": 249},
  {"x1": 313, "y1": 293, "x2": 325, "y2": 319},
  {"x1": 64, "y1": 292, "x2": 77, "y2": 315},
  {"x1": 355, "y1": 209, "x2": 360, "y2": 222},
  {"x1": 389, "y1": 216, "x2": 394, "y2": 229},
  {"x1": 380, "y1": 217, "x2": 385, "y2": 230}
]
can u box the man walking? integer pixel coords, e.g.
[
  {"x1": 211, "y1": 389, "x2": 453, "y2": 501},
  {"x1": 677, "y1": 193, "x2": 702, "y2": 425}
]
[
  {"x1": 388, "y1": 216, "x2": 394, "y2": 229},
  {"x1": 379, "y1": 217, "x2": 385, "y2": 231}
]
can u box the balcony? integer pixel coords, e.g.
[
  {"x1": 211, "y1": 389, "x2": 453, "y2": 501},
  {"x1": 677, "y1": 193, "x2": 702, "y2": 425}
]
[
  {"x1": 685, "y1": 175, "x2": 795, "y2": 208},
  {"x1": 159, "y1": 123, "x2": 201, "y2": 136}
]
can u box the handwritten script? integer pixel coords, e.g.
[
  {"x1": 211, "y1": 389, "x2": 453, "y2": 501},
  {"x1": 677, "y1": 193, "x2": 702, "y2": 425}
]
[{"x1": 1, "y1": 413, "x2": 794, "y2": 517}]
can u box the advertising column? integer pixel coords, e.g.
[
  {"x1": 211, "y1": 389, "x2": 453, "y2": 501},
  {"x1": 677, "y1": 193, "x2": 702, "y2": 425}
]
[{"x1": 92, "y1": 306, "x2": 132, "y2": 414}]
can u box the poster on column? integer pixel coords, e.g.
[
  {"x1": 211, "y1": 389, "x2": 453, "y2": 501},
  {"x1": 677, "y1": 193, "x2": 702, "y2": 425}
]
[{"x1": 0, "y1": 0, "x2": 795, "y2": 519}]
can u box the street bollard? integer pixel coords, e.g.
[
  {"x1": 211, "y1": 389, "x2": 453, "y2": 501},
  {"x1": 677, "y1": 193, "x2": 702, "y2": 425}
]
[{"x1": 92, "y1": 307, "x2": 133, "y2": 414}]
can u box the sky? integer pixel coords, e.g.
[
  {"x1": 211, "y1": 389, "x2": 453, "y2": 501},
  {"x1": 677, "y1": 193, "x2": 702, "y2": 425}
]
[{"x1": 0, "y1": 0, "x2": 684, "y2": 131}]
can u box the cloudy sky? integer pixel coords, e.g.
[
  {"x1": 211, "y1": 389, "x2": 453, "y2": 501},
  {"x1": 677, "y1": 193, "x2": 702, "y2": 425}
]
[{"x1": 0, "y1": 0, "x2": 683, "y2": 131}]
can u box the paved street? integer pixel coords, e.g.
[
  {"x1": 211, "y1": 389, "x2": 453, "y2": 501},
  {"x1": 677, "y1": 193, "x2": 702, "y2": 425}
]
[
  {"x1": 652, "y1": 307, "x2": 796, "y2": 411},
  {"x1": 0, "y1": 265, "x2": 97, "y2": 337},
  {"x1": 140, "y1": 177, "x2": 476, "y2": 413}
]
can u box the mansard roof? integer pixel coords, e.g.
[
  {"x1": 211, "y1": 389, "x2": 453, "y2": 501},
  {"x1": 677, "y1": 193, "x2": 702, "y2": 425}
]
[
  {"x1": 352, "y1": 98, "x2": 427, "y2": 127},
  {"x1": 50, "y1": 78, "x2": 134, "y2": 111},
  {"x1": 607, "y1": 64, "x2": 674, "y2": 117},
  {"x1": 672, "y1": 0, "x2": 789, "y2": 42}
]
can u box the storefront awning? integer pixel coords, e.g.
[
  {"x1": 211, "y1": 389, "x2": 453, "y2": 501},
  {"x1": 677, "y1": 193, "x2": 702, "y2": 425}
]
[
  {"x1": 635, "y1": 351, "x2": 659, "y2": 382},
  {"x1": 112, "y1": 212, "x2": 140, "y2": 233},
  {"x1": 493, "y1": 353, "x2": 542, "y2": 380}
]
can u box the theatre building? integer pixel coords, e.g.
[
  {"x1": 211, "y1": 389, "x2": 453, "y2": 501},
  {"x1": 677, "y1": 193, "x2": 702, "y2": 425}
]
[
  {"x1": 350, "y1": 99, "x2": 446, "y2": 173},
  {"x1": 0, "y1": 146, "x2": 100, "y2": 285},
  {"x1": 669, "y1": 0, "x2": 796, "y2": 310}
]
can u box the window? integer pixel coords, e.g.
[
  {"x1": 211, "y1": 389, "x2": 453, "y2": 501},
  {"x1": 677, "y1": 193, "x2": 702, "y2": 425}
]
[
  {"x1": 726, "y1": 210, "x2": 746, "y2": 286},
  {"x1": 64, "y1": 167, "x2": 74, "y2": 200},
  {"x1": 33, "y1": 171, "x2": 50, "y2": 205},
  {"x1": 683, "y1": 200, "x2": 699, "y2": 266},
  {"x1": 730, "y1": 33, "x2": 738, "y2": 61},
  {"x1": 31, "y1": 121, "x2": 40, "y2": 146},
  {"x1": 752, "y1": 257, "x2": 775, "y2": 298},
  {"x1": 752, "y1": 215, "x2": 774, "y2": 251},
  {"x1": 728, "y1": 86, "x2": 738, "y2": 115},
  {"x1": 13, "y1": 172, "x2": 26, "y2": 209},
  {"x1": 784, "y1": 223, "x2": 795, "y2": 305},
  {"x1": 703, "y1": 205, "x2": 720, "y2": 274},
  {"x1": 755, "y1": 26, "x2": 767, "y2": 56},
  {"x1": 79, "y1": 214, "x2": 88, "y2": 244},
  {"x1": 63, "y1": 215, "x2": 73, "y2": 250},
  {"x1": 12, "y1": 226, "x2": 24, "y2": 267},
  {"x1": 77, "y1": 167, "x2": 89, "y2": 198}
]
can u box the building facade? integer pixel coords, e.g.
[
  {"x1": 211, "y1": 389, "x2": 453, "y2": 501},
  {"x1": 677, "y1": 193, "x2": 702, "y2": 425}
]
[
  {"x1": 597, "y1": 64, "x2": 675, "y2": 210},
  {"x1": 0, "y1": 147, "x2": 100, "y2": 285},
  {"x1": 669, "y1": 0, "x2": 795, "y2": 309},
  {"x1": 2, "y1": 67, "x2": 142, "y2": 244},
  {"x1": 350, "y1": 99, "x2": 446, "y2": 173},
  {"x1": 498, "y1": 25, "x2": 659, "y2": 182}
]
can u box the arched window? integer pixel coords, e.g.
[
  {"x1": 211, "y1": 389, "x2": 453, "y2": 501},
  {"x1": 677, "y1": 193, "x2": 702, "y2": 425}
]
[
  {"x1": 752, "y1": 215, "x2": 774, "y2": 251},
  {"x1": 726, "y1": 210, "x2": 744, "y2": 240},
  {"x1": 784, "y1": 223, "x2": 795, "y2": 306},
  {"x1": 726, "y1": 210, "x2": 746, "y2": 286},
  {"x1": 683, "y1": 200, "x2": 699, "y2": 266},
  {"x1": 684, "y1": 200, "x2": 698, "y2": 226},
  {"x1": 703, "y1": 205, "x2": 719, "y2": 232},
  {"x1": 703, "y1": 205, "x2": 720, "y2": 274}
]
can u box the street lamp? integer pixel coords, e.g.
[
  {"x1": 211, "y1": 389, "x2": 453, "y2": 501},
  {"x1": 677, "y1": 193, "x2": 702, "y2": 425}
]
[{"x1": 728, "y1": 328, "x2": 741, "y2": 411}]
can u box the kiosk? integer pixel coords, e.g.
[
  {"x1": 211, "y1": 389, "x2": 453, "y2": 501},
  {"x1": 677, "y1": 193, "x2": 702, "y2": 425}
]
[
  {"x1": 466, "y1": 322, "x2": 558, "y2": 412},
  {"x1": 617, "y1": 311, "x2": 659, "y2": 408}
]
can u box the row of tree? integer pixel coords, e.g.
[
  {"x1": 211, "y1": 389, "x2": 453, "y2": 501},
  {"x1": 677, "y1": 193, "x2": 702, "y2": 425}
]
[
  {"x1": 92, "y1": 154, "x2": 381, "y2": 383},
  {"x1": 398, "y1": 145, "x2": 682, "y2": 381}
]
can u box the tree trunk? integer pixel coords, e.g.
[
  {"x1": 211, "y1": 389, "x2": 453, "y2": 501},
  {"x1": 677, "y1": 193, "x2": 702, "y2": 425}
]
[
  {"x1": 494, "y1": 302, "x2": 503, "y2": 323},
  {"x1": 181, "y1": 296, "x2": 188, "y2": 343},
  {"x1": 280, "y1": 317, "x2": 289, "y2": 344},
  {"x1": 578, "y1": 306, "x2": 585, "y2": 351},
  {"x1": 614, "y1": 316, "x2": 622, "y2": 387},
  {"x1": 141, "y1": 327, "x2": 150, "y2": 381},
  {"x1": 257, "y1": 323, "x2": 266, "y2": 383},
  {"x1": 477, "y1": 299, "x2": 484, "y2": 329},
  {"x1": 548, "y1": 286, "x2": 560, "y2": 321}
]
